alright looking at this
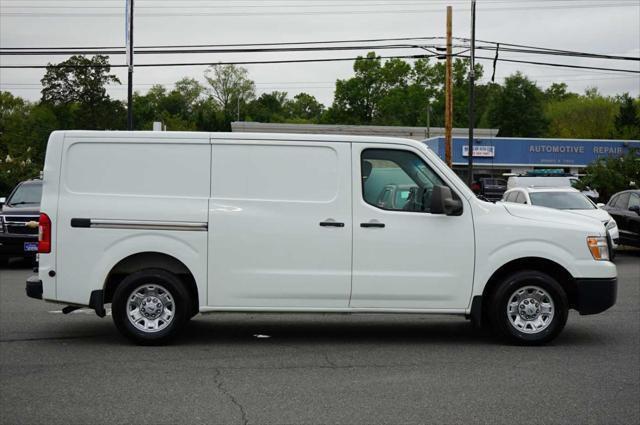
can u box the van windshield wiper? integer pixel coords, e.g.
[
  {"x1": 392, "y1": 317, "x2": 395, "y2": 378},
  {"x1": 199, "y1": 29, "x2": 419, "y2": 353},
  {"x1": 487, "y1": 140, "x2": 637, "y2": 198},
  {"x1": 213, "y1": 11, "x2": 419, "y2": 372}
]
[{"x1": 6, "y1": 201, "x2": 39, "y2": 206}]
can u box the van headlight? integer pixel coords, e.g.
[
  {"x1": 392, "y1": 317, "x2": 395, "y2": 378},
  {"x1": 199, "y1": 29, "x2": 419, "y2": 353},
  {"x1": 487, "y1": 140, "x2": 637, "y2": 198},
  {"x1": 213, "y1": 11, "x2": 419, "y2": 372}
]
[{"x1": 587, "y1": 236, "x2": 609, "y2": 261}]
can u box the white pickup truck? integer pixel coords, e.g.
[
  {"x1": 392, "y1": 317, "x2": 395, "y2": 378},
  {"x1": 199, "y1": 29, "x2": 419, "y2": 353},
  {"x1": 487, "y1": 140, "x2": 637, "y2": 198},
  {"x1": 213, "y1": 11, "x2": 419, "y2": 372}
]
[{"x1": 27, "y1": 131, "x2": 617, "y2": 345}]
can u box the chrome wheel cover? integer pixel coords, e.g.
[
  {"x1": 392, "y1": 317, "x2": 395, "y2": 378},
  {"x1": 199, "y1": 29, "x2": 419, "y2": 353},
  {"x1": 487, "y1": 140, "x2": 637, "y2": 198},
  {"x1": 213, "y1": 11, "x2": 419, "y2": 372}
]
[
  {"x1": 127, "y1": 284, "x2": 175, "y2": 333},
  {"x1": 506, "y1": 286, "x2": 555, "y2": 334}
]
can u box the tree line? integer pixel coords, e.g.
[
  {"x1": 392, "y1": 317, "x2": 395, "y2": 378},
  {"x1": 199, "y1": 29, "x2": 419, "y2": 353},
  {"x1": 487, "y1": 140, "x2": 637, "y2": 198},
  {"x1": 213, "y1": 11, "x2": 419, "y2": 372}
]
[{"x1": 1, "y1": 53, "x2": 639, "y2": 193}]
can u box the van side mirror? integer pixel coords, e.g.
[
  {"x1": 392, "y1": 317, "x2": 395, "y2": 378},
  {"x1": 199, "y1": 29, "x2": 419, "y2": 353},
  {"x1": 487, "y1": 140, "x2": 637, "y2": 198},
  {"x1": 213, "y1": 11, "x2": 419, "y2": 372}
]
[
  {"x1": 431, "y1": 185, "x2": 463, "y2": 216},
  {"x1": 630, "y1": 205, "x2": 640, "y2": 215},
  {"x1": 596, "y1": 203, "x2": 605, "y2": 208},
  {"x1": 0, "y1": 197, "x2": 5, "y2": 209}
]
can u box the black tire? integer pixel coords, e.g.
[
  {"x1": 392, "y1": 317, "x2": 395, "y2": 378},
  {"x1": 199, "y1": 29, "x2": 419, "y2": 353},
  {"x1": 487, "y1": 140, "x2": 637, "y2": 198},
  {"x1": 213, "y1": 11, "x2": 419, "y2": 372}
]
[
  {"x1": 489, "y1": 270, "x2": 568, "y2": 345},
  {"x1": 112, "y1": 268, "x2": 190, "y2": 345}
]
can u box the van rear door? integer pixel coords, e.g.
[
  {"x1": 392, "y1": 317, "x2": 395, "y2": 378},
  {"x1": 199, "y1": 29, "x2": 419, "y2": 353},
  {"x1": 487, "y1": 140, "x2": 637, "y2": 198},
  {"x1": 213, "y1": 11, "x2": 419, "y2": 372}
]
[
  {"x1": 208, "y1": 138, "x2": 352, "y2": 308},
  {"x1": 55, "y1": 134, "x2": 210, "y2": 306}
]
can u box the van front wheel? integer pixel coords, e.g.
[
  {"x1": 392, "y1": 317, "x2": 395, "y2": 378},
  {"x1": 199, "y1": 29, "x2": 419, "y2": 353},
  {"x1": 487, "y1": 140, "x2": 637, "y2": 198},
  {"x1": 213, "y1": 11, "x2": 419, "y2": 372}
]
[
  {"x1": 112, "y1": 269, "x2": 190, "y2": 345},
  {"x1": 489, "y1": 270, "x2": 568, "y2": 345}
]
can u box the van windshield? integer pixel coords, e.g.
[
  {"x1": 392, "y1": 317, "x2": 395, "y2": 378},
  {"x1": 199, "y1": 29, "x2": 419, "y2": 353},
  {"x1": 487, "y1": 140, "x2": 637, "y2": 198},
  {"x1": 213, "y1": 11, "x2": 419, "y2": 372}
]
[
  {"x1": 7, "y1": 182, "x2": 42, "y2": 206},
  {"x1": 529, "y1": 192, "x2": 595, "y2": 210}
]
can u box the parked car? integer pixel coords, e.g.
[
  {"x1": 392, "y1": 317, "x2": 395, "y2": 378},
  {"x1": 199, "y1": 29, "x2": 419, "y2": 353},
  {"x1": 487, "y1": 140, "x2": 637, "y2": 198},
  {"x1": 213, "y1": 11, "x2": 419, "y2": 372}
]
[
  {"x1": 506, "y1": 171, "x2": 599, "y2": 200},
  {"x1": 0, "y1": 179, "x2": 42, "y2": 266},
  {"x1": 477, "y1": 178, "x2": 507, "y2": 202},
  {"x1": 27, "y1": 131, "x2": 616, "y2": 346},
  {"x1": 500, "y1": 187, "x2": 619, "y2": 250},
  {"x1": 603, "y1": 190, "x2": 640, "y2": 248}
]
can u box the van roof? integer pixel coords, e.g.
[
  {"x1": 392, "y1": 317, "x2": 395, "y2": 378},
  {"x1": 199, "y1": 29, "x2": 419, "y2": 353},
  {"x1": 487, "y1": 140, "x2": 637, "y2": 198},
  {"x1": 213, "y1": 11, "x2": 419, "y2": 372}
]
[{"x1": 53, "y1": 130, "x2": 427, "y2": 149}]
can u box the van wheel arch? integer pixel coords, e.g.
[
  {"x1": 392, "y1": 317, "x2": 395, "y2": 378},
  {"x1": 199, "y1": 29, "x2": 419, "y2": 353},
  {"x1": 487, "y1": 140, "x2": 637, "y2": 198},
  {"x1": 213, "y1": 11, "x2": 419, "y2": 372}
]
[
  {"x1": 103, "y1": 252, "x2": 199, "y2": 317},
  {"x1": 474, "y1": 257, "x2": 576, "y2": 328}
]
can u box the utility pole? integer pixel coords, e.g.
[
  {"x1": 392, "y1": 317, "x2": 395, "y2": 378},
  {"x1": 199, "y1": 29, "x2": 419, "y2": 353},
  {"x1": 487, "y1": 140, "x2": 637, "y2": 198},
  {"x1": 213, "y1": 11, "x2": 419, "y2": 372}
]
[
  {"x1": 444, "y1": 6, "x2": 453, "y2": 168},
  {"x1": 467, "y1": 0, "x2": 477, "y2": 186},
  {"x1": 426, "y1": 103, "x2": 431, "y2": 139},
  {"x1": 126, "y1": 0, "x2": 134, "y2": 130}
]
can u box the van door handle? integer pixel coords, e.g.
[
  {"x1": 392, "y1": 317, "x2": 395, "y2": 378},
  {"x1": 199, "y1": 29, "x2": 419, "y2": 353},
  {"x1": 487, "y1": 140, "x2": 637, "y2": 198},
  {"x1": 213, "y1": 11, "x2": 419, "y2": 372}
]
[
  {"x1": 361, "y1": 222, "x2": 385, "y2": 228},
  {"x1": 319, "y1": 221, "x2": 345, "y2": 227}
]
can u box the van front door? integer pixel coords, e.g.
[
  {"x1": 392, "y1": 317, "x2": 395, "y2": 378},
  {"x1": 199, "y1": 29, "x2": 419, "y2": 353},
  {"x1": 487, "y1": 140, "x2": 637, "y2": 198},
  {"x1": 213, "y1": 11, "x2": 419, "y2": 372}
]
[
  {"x1": 207, "y1": 139, "x2": 352, "y2": 308},
  {"x1": 350, "y1": 143, "x2": 475, "y2": 310}
]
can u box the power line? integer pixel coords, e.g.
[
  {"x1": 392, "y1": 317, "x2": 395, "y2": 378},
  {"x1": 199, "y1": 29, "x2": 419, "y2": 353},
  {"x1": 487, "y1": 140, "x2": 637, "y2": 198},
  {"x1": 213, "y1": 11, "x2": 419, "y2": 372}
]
[
  {"x1": 3, "y1": 43, "x2": 638, "y2": 67},
  {"x1": 1, "y1": 53, "x2": 638, "y2": 74},
  {"x1": 469, "y1": 38, "x2": 640, "y2": 58},
  {"x1": 0, "y1": 0, "x2": 635, "y2": 2},
  {"x1": 0, "y1": 53, "x2": 438, "y2": 69},
  {"x1": 4, "y1": 74, "x2": 637, "y2": 87},
  {"x1": 4, "y1": 0, "x2": 633, "y2": 8},
  {"x1": 473, "y1": 46, "x2": 639, "y2": 62},
  {"x1": 458, "y1": 55, "x2": 640, "y2": 74},
  {"x1": 3, "y1": 36, "x2": 637, "y2": 64},
  {"x1": 3, "y1": 44, "x2": 636, "y2": 63},
  {"x1": 1, "y1": 2, "x2": 636, "y2": 17},
  {"x1": 0, "y1": 43, "x2": 437, "y2": 56},
  {"x1": 0, "y1": 36, "x2": 444, "y2": 51}
]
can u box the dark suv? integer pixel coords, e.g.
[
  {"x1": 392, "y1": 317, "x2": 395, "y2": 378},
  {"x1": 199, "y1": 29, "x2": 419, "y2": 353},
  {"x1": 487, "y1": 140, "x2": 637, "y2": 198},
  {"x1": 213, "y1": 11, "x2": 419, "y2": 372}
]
[
  {"x1": 603, "y1": 189, "x2": 640, "y2": 248},
  {"x1": 0, "y1": 179, "x2": 42, "y2": 265},
  {"x1": 474, "y1": 178, "x2": 507, "y2": 202}
]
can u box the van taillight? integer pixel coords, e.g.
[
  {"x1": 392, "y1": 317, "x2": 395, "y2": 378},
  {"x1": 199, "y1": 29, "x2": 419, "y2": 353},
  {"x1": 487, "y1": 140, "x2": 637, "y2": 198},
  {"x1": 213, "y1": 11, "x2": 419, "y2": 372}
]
[{"x1": 38, "y1": 213, "x2": 51, "y2": 254}]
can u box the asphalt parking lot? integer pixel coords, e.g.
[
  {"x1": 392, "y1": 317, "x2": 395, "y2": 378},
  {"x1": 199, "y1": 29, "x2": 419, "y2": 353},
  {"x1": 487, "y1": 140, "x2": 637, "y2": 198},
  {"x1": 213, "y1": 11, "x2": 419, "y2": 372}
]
[{"x1": 1, "y1": 253, "x2": 638, "y2": 425}]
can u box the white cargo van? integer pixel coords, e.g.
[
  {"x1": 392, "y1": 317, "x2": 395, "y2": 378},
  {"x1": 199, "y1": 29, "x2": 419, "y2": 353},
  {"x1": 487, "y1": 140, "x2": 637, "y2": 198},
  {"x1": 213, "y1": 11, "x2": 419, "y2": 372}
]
[{"x1": 27, "y1": 131, "x2": 617, "y2": 345}]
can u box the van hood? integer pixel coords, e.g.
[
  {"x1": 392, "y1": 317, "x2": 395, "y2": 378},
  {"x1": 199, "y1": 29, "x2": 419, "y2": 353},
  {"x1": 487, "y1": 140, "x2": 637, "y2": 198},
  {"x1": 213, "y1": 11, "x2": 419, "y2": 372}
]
[{"x1": 501, "y1": 203, "x2": 604, "y2": 230}]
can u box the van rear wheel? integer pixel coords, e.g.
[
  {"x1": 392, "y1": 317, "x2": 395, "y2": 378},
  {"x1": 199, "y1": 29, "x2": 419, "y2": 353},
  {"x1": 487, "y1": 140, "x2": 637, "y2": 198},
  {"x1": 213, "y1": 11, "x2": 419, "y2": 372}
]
[
  {"x1": 489, "y1": 270, "x2": 568, "y2": 345},
  {"x1": 112, "y1": 268, "x2": 190, "y2": 345}
]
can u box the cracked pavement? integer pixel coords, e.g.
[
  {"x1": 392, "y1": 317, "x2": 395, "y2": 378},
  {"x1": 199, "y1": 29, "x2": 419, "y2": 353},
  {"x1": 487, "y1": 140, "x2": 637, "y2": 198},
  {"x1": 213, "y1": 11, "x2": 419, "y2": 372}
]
[{"x1": 1, "y1": 251, "x2": 639, "y2": 425}]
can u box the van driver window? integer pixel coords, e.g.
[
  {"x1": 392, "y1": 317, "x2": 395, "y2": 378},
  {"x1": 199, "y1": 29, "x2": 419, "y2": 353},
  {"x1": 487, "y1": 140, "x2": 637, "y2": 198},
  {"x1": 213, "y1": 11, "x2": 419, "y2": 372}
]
[{"x1": 361, "y1": 149, "x2": 448, "y2": 213}]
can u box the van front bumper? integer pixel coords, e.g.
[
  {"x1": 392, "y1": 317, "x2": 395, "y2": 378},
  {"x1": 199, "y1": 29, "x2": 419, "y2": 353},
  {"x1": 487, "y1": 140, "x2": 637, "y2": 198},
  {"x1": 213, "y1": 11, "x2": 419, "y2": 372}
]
[
  {"x1": 575, "y1": 277, "x2": 617, "y2": 315},
  {"x1": 26, "y1": 275, "x2": 43, "y2": 300}
]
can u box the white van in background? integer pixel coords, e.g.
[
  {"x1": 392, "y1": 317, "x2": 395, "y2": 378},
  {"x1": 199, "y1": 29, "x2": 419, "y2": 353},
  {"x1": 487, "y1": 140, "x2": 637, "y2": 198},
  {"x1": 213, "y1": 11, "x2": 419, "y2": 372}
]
[{"x1": 27, "y1": 131, "x2": 617, "y2": 345}]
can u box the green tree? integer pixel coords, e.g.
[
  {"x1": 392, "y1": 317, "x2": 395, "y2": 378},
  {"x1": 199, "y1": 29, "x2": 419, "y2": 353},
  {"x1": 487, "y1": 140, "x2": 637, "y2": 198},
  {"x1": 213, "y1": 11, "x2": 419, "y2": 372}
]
[
  {"x1": 286, "y1": 93, "x2": 325, "y2": 122},
  {"x1": 133, "y1": 78, "x2": 211, "y2": 131},
  {"x1": 40, "y1": 55, "x2": 124, "y2": 130},
  {"x1": 40, "y1": 55, "x2": 120, "y2": 105},
  {"x1": 204, "y1": 64, "x2": 255, "y2": 127},
  {"x1": 545, "y1": 89, "x2": 619, "y2": 139},
  {"x1": 486, "y1": 72, "x2": 548, "y2": 137},
  {"x1": 0, "y1": 92, "x2": 58, "y2": 192},
  {"x1": 544, "y1": 82, "x2": 575, "y2": 102},
  {"x1": 326, "y1": 53, "x2": 388, "y2": 124},
  {"x1": 614, "y1": 93, "x2": 640, "y2": 140},
  {"x1": 574, "y1": 148, "x2": 640, "y2": 201},
  {"x1": 326, "y1": 53, "x2": 483, "y2": 128},
  {"x1": 246, "y1": 91, "x2": 290, "y2": 123}
]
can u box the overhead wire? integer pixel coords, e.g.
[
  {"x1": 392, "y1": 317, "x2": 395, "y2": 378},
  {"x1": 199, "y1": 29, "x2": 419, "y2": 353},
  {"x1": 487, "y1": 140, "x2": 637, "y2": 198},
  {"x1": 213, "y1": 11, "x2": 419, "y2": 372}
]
[
  {"x1": 1, "y1": 53, "x2": 638, "y2": 74},
  {"x1": 1, "y1": 1, "x2": 637, "y2": 17}
]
